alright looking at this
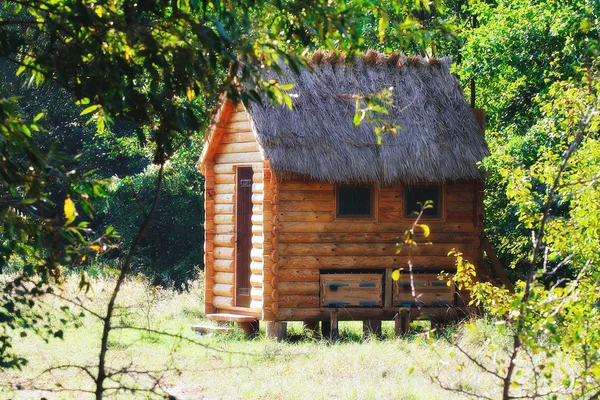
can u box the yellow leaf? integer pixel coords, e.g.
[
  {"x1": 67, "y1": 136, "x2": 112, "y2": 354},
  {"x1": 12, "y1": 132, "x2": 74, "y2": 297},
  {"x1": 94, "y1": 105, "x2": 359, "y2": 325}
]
[
  {"x1": 89, "y1": 245, "x2": 104, "y2": 252},
  {"x1": 186, "y1": 86, "x2": 195, "y2": 101},
  {"x1": 419, "y1": 224, "x2": 430, "y2": 238},
  {"x1": 64, "y1": 196, "x2": 77, "y2": 225},
  {"x1": 391, "y1": 270, "x2": 400, "y2": 281}
]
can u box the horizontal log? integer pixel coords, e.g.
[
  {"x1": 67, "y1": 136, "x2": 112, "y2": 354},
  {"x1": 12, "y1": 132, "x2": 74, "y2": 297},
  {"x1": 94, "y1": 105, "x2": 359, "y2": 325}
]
[
  {"x1": 215, "y1": 174, "x2": 235, "y2": 184},
  {"x1": 277, "y1": 232, "x2": 475, "y2": 244},
  {"x1": 251, "y1": 214, "x2": 263, "y2": 225},
  {"x1": 213, "y1": 162, "x2": 262, "y2": 174},
  {"x1": 446, "y1": 191, "x2": 474, "y2": 202},
  {"x1": 278, "y1": 211, "x2": 334, "y2": 223},
  {"x1": 229, "y1": 111, "x2": 249, "y2": 122},
  {"x1": 279, "y1": 295, "x2": 319, "y2": 308},
  {"x1": 250, "y1": 274, "x2": 263, "y2": 287},
  {"x1": 279, "y1": 221, "x2": 476, "y2": 233},
  {"x1": 446, "y1": 211, "x2": 473, "y2": 222},
  {"x1": 278, "y1": 190, "x2": 333, "y2": 201},
  {"x1": 279, "y1": 243, "x2": 468, "y2": 257},
  {"x1": 214, "y1": 214, "x2": 234, "y2": 225},
  {"x1": 278, "y1": 268, "x2": 320, "y2": 282},
  {"x1": 252, "y1": 224, "x2": 262, "y2": 235},
  {"x1": 252, "y1": 193, "x2": 263, "y2": 204},
  {"x1": 214, "y1": 272, "x2": 234, "y2": 285},
  {"x1": 214, "y1": 234, "x2": 234, "y2": 247},
  {"x1": 235, "y1": 102, "x2": 245, "y2": 112},
  {"x1": 217, "y1": 142, "x2": 260, "y2": 154},
  {"x1": 250, "y1": 299, "x2": 263, "y2": 312},
  {"x1": 251, "y1": 287, "x2": 262, "y2": 301},
  {"x1": 213, "y1": 284, "x2": 234, "y2": 297},
  {"x1": 214, "y1": 184, "x2": 235, "y2": 194},
  {"x1": 215, "y1": 224, "x2": 234, "y2": 234},
  {"x1": 378, "y1": 189, "x2": 402, "y2": 201},
  {"x1": 279, "y1": 200, "x2": 334, "y2": 212},
  {"x1": 214, "y1": 151, "x2": 262, "y2": 164},
  {"x1": 214, "y1": 204, "x2": 234, "y2": 214},
  {"x1": 252, "y1": 204, "x2": 262, "y2": 215},
  {"x1": 214, "y1": 247, "x2": 234, "y2": 260},
  {"x1": 274, "y1": 307, "x2": 474, "y2": 321},
  {"x1": 378, "y1": 202, "x2": 402, "y2": 212},
  {"x1": 250, "y1": 261, "x2": 263, "y2": 274},
  {"x1": 251, "y1": 248, "x2": 263, "y2": 262},
  {"x1": 280, "y1": 255, "x2": 466, "y2": 269},
  {"x1": 378, "y1": 212, "x2": 402, "y2": 221},
  {"x1": 279, "y1": 282, "x2": 319, "y2": 296},
  {"x1": 213, "y1": 296, "x2": 234, "y2": 309},
  {"x1": 214, "y1": 194, "x2": 234, "y2": 204},
  {"x1": 279, "y1": 181, "x2": 334, "y2": 191},
  {"x1": 224, "y1": 120, "x2": 251, "y2": 132},
  {"x1": 220, "y1": 131, "x2": 256, "y2": 144},
  {"x1": 446, "y1": 201, "x2": 474, "y2": 212},
  {"x1": 251, "y1": 235, "x2": 263, "y2": 247},
  {"x1": 204, "y1": 220, "x2": 215, "y2": 231},
  {"x1": 252, "y1": 183, "x2": 264, "y2": 193},
  {"x1": 213, "y1": 259, "x2": 234, "y2": 272},
  {"x1": 446, "y1": 182, "x2": 475, "y2": 193}
]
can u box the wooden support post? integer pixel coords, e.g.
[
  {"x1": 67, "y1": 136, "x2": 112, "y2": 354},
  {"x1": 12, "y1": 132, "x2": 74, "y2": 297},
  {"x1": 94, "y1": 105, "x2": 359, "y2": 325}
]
[
  {"x1": 237, "y1": 321, "x2": 259, "y2": 338},
  {"x1": 302, "y1": 321, "x2": 320, "y2": 338},
  {"x1": 330, "y1": 310, "x2": 339, "y2": 341},
  {"x1": 321, "y1": 319, "x2": 330, "y2": 339},
  {"x1": 394, "y1": 311, "x2": 411, "y2": 336},
  {"x1": 362, "y1": 320, "x2": 382, "y2": 339},
  {"x1": 266, "y1": 321, "x2": 287, "y2": 341}
]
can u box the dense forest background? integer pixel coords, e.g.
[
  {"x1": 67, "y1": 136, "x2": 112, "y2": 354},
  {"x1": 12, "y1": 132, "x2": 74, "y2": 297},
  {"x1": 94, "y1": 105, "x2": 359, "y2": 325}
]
[{"x1": 3, "y1": 0, "x2": 596, "y2": 286}]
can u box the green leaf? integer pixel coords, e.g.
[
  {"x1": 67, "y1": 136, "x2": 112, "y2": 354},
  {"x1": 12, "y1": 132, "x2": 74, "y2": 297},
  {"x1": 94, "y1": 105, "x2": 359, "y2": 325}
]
[
  {"x1": 33, "y1": 112, "x2": 44, "y2": 122},
  {"x1": 16, "y1": 65, "x2": 26, "y2": 76},
  {"x1": 353, "y1": 111, "x2": 362, "y2": 126},
  {"x1": 279, "y1": 83, "x2": 295, "y2": 90},
  {"x1": 80, "y1": 105, "x2": 98, "y2": 116},
  {"x1": 284, "y1": 94, "x2": 293, "y2": 110}
]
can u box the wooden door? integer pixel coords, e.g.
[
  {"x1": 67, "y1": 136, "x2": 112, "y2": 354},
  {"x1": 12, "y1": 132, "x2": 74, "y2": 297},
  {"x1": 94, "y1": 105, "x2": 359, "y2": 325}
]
[{"x1": 235, "y1": 167, "x2": 253, "y2": 307}]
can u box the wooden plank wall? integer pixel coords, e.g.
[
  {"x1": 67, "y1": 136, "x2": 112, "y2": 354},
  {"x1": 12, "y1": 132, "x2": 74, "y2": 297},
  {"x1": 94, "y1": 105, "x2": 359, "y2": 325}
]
[
  {"x1": 275, "y1": 179, "x2": 482, "y2": 321},
  {"x1": 205, "y1": 103, "x2": 263, "y2": 315}
]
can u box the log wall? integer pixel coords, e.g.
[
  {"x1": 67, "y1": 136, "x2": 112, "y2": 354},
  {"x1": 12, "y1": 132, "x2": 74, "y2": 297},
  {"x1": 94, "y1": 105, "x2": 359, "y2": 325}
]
[
  {"x1": 275, "y1": 178, "x2": 483, "y2": 321},
  {"x1": 204, "y1": 103, "x2": 263, "y2": 315}
]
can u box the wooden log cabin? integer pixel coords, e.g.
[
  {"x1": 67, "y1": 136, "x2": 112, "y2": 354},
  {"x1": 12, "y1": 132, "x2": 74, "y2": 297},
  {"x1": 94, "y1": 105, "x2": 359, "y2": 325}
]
[{"x1": 198, "y1": 51, "x2": 507, "y2": 338}]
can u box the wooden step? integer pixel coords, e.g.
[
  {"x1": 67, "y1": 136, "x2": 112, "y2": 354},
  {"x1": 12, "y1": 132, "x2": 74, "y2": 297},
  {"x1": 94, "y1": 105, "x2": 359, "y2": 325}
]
[
  {"x1": 192, "y1": 324, "x2": 233, "y2": 334},
  {"x1": 206, "y1": 313, "x2": 259, "y2": 323},
  {"x1": 205, "y1": 314, "x2": 260, "y2": 337}
]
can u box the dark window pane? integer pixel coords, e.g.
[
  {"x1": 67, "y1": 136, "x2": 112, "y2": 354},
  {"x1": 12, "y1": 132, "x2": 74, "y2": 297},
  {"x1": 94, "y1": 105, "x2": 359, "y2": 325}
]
[
  {"x1": 405, "y1": 186, "x2": 440, "y2": 217},
  {"x1": 337, "y1": 186, "x2": 372, "y2": 217}
]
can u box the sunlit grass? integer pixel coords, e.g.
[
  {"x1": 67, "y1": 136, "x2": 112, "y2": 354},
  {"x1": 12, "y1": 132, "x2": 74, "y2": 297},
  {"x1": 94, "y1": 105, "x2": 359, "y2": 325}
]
[{"x1": 0, "y1": 274, "x2": 512, "y2": 399}]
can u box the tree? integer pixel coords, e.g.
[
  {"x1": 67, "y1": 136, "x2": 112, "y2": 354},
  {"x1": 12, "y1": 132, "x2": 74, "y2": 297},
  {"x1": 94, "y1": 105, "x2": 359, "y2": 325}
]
[{"x1": 1, "y1": 0, "x2": 459, "y2": 396}]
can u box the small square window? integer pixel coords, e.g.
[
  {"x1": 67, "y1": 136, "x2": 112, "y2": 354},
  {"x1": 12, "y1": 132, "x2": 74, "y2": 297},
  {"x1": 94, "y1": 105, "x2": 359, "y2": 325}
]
[
  {"x1": 336, "y1": 185, "x2": 374, "y2": 218},
  {"x1": 405, "y1": 185, "x2": 442, "y2": 218}
]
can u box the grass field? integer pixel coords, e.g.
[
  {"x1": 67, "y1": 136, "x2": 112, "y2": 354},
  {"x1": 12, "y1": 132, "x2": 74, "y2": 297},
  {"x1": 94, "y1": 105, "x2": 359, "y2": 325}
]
[{"x1": 0, "y1": 274, "x2": 512, "y2": 399}]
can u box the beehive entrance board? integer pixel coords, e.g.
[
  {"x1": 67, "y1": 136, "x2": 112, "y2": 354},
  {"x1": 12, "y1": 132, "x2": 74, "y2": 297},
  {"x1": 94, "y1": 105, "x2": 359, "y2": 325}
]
[
  {"x1": 320, "y1": 273, "x2": 383, "y2": 308},
  {"x1": 393, "y1": 272, "x2": 455, "y2": 307}
]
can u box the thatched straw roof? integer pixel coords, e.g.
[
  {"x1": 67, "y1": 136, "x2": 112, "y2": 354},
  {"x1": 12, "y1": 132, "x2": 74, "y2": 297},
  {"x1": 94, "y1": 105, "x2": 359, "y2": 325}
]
[{"x1": 247, "y1": 50, "x2": 487, "y2": 184}]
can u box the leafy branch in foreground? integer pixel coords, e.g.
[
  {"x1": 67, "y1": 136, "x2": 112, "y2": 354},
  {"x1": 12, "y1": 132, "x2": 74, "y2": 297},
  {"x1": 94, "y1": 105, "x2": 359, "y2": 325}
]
[{"x1": 431, "y1": 66, "x2": 600, "y2": 399}]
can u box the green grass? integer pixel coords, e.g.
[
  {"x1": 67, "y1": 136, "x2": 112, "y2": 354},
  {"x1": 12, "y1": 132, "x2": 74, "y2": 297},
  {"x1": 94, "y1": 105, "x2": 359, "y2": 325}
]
[{"x1": 0, "y1": 274, "x2": 506, "y2": 399}]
